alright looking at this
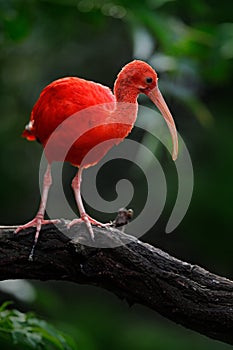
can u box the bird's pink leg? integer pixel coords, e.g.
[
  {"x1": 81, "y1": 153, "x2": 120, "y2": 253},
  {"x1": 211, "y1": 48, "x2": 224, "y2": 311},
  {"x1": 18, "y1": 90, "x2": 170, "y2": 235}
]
[
  {"x1": 15, "y1": 164, "x2": 59, "y2": 260},
  {"x1": 68, "y1": 168, "x2": 110, "y2": 238}
]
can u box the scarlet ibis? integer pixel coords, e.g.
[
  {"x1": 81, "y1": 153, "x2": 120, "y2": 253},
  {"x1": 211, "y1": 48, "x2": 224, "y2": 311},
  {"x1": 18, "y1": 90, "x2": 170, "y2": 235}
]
[{"x1": 17, "y1": 60, "x2": 178, "y2": 259}]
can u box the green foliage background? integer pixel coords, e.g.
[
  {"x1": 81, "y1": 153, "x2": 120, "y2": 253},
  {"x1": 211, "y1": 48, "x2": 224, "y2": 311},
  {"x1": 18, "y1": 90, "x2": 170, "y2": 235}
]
[{"x1": 0, "y1": 0, "x2": 232, "y2": 349}]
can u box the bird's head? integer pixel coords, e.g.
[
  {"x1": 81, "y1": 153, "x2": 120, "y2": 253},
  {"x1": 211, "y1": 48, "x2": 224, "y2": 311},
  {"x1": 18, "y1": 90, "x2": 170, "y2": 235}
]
[
  {"x1": 114, "y1": 60, "x2": 178, "y2": 161},
  {"x1": 115, "y1": 60, "x2": 158, "y2": 93}
]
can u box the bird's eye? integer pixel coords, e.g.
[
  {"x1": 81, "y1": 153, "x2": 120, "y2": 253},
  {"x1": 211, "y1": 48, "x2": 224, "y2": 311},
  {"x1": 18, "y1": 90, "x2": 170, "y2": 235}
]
[{"x1": 146, "y1": 77, "x2": 153, "y2": 84}]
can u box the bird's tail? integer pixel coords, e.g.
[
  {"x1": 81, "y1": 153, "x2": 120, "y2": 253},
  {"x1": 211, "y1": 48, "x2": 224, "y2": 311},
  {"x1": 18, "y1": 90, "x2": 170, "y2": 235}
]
[{"x1": 22, "y1": 120, "x2": 36, "y2": 141}]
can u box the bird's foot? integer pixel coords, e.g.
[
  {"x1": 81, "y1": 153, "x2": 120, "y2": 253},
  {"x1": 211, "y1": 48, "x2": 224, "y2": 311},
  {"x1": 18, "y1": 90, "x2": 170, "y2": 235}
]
[
  {"x1": 68, "y1": 214, "x2": 111, "y2": 240},
  {"x1": 15, "y1": 217, "x2": 60, "y2": 234},
  {"x1": 15, "y1": 217, "x2": 60, "y2": 261}
]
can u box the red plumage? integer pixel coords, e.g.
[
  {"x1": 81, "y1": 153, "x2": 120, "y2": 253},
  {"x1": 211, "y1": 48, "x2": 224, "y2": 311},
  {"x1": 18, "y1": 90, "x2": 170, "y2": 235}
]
[
  {"x1": 23, "y1": 76, "x2": 136, "y2": 167},
  {"x1": 17, "y1": 60, "x2": 178, "y2": 259}
]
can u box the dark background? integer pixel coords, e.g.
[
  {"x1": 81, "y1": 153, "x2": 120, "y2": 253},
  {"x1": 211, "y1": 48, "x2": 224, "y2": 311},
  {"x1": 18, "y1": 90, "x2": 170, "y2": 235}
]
[{"x1": 0, "y1": 0, "x2": 232, "y2": 349}]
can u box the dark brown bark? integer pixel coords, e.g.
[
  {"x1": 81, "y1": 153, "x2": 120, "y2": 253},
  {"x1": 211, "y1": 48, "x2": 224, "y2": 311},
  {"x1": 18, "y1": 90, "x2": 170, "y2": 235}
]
[{"x1": 0, "y1": 222, "x2": 232, "y2": 345}]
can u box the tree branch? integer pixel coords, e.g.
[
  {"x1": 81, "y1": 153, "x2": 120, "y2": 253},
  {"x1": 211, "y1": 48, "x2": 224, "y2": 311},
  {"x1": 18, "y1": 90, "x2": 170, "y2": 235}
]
[{"x1": 0, "y1": 223, "x2": 233, "y2": 345}]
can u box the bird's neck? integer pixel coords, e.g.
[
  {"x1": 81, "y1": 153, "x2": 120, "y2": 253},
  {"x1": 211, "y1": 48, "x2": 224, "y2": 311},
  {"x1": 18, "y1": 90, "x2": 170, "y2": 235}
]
[{"x1": 114, "y1": 79, "x2": 138, "y2": 103}]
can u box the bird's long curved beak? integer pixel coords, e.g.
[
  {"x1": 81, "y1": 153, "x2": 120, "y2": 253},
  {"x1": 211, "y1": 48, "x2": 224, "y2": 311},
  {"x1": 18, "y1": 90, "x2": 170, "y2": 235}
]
[{"x1": 147, "y1": 86, "x2": 178, "y2": 161}]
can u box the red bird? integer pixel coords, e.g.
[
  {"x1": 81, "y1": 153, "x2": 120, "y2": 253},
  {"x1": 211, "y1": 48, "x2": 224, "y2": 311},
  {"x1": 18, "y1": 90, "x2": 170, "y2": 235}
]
[{"x1": 17, "y1": 60, "x2": 178, "y2": 258}]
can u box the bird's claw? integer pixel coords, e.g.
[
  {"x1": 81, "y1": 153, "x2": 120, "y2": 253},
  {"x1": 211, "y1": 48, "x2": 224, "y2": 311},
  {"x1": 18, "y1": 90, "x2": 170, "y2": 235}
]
[
  {"x1": 15, "y1": 218, "x2": 60, "y2": 234},
  {"x1": 68, "y1": 214, "x2": 111, "y2": 240},
  {"x1": 15, "y1": 217, "x2": 60, "y2": 261}
]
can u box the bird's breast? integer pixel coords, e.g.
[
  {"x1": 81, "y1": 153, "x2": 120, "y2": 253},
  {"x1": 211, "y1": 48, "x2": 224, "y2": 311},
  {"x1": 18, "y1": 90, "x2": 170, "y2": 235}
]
[{"x1": 26, "y1": 77, "x2": 138, "y2": 167}]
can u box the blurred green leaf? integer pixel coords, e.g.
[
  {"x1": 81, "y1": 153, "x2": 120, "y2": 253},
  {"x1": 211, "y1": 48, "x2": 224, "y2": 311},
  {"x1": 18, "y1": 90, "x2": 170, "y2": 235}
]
[
  {"x1": 0, "y1": 302, "x2": 77, "y2": 350},
  {"x1": 218, "y1": 23, "x2": 233, "y2": 59}
]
